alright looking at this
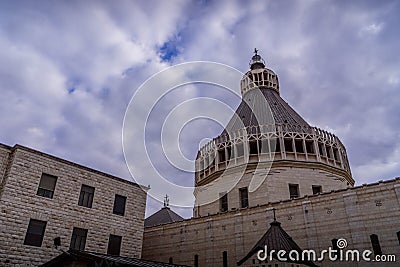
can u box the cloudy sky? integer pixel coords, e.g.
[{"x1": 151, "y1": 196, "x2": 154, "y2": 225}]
[{"x1": 1, "y1": 0, "x2": 399, "y2": 218}]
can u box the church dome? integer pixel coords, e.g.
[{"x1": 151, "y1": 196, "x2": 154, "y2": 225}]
[{"x1": 194, "y1": 50, "x2": 353, "y2": 211}]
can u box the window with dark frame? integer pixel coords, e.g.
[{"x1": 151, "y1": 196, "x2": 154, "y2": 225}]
[
  {"x1": 107, "y1": 234, "x2": 122, "y2": 256},
  {"x1": 194, "y1": 254, "x2": 199, "y2": 267},
  {"x1": 223, "y1": 251, "x2": 228, "y2": 267},
  {"x1": 305, "y1": 140, "x2": 314, "y2": 154},
  {"x1": 370, "y1": 234, "x2": 382, "y2": 255},
  {"x1": 37, "y1": 173, "x2": 57, "y2": 199},
  {"x1": 284, "y1": 138, "x2": 293, "y2": 152},
  {"x1": 218, "y1": 148, "x2": 226, "y2": 163},
  {"x1": 397, "y1": 231, "x2": 400, "y2": 246},
  {"x1": 289, "y1": 184, "x2": 299, "y2": 199},
  {"x1": 70, "y1": 227, "x2": 88, "y2": 251},
  {"x1": 312, "y1": 185, "x2": 322, "y2": 195},
  {"x1": 113, "y1": 194, "x2": 127, "y2": 216},
  {"x1": 220, "y1": 193, "x2": 228, "y2": 212},
  {"x1": 295, "y1": 139, "x2": 304, "y2": 153},
  {"x1": 78, "y1": 184, "x2": 95, "y2": 208},
  {"x1": 239, "y1": 187, "x2": 249, "y2": 208},
  {"x1": 24, "y1": 219, "x2": 47, "y2": 247},
  {"x1": 169, "y1": 257, "x2": 173, "y2": 264}
]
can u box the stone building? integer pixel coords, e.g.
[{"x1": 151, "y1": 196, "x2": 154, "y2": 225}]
[
  {"x1": 142, "y1": 52, "x2": 400, "y2": 266},
  {"x1": 0, "y1": 143, "x2": 147, "y2": 266}
]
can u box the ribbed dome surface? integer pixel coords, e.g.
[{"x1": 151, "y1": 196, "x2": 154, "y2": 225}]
[{"x1": 224, "y1": 88, "x2": 309, "y2": 134}]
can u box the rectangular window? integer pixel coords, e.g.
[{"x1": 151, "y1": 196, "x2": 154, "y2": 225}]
[
  {"x1": 284, "y1": 139, "x2": 293, "y2": 152},
  {"x1": 24, "y1": 219, "x2": 47, "y2": 247},
  {"x1": 397, "y1": 231, "x2": 400, "y2": 246},
  {"x1": 312, "y1": 185, "x2": 322, "y2": 195},
  {"x1": 236, "y1": 143, "x2": 244, "y2": 157},
  {"x1": 218, "y1": 148, "x2": 226, "y2": 162},
  {"x1": 220, "y1": 193, "x2": 228, "y2": 212},
  {"x1": 295, "y1": 139, "x2": 304, "y2": 153},
  {"x1": 370, "y1": 234, "x2": 382, "y2": 255},
  {"x1": 37, "y1": 173, "x2": 57, "y2": 199},
  {"x1": 305, "y1": 140, "x2": 314, "y2": 154},
  {"x1": 326, "y1": 146, "x2": 332, "y2": 159},
  {"x1": 78, "y1": 185, "x2": 95, "y2": 208},
  {"x1": 194, "y1": 254, "x2": 199, "y2": 267},
  {"x1": 70, "y1": 227, "x2": 88, "y2": 251},
  {"x1": 107, "y1": 234, "x2": 122, "y2": 256},
  {"x1": 239, "y1": 187, "x2": 249, "y2": 208},
  {"x1": 223, "y1": 251, "x2": 228, "y2": 267},
  {"x1": 271, "y1": 138, "x2": 280, "y2": 153},
  {"x1": 249, "y1": 139, "x2": 258, "y2": 155},
  {"x1": 226, "y1": 146, "x2": 232, "y2": 161},
  {"x1": 333, "y1": 148, "x2": 340, "y2": 161},
  {"x1": 289, "y1": 184, "x2": 299, "y2": 199},
  {"x1": 113, "y1": 194, "x2": 127, "y2": 216},
  {"x1": 318, "y1": 143, "x2": 325, "y2": 157}
]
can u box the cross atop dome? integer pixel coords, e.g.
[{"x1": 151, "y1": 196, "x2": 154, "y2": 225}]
[{"x1": 249, "y1": 48, "x2": 265, "y2": 70}]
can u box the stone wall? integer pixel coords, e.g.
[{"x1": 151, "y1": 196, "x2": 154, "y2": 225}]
[
  {"x1": 194, "y1": 161, "x2": 350, "y2": 217},
  {"x1": 143, "y1": 178, "x2": 400, "y2": 267},
  {"x1": 0, "y1": 144, "x2": 147, "y2": 266}
]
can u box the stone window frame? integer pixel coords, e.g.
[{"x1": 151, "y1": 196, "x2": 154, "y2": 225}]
[
  {"x1": 312, "y1": 185, "x2": 322, "y2": 195},
  {"x1": 288, "y1": 183, "x2": 300, "y2": 199},
  {"x1": 70, "y1": 227, "x2": 88, "y2": 251},
  {"x1": 23, "y1": 219, "x2": 47, "y2": 247},
  {"x1": 239, "y1": 187, "x2": 249, "y2": 208},
  {"x1": 107, "y1": 234, "x2": 122, "y2": 256},
  {"x1": 37, "y1": 173, "x2": 57, "y2": 199},
  {"x1": 78, "y1": 184, "x2": 95, "y2": 208},
  {"x1": 219, "y1": 192, "x2": 228, "y2": 212},
  {"x1": 113, "y1": 194, "x2": 127, "y2": 216}
]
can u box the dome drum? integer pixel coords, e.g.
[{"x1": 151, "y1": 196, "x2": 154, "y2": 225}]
[{"x1": 195, "y1": 123, "x2": 352, "y2": 185}]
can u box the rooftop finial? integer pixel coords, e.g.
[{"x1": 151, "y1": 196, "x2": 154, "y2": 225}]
[
  {"x1": 254, "y1": 48, "x2": 258, "y2": 55},
  {"x1": 164, "y1": 194, "x2": 169, "y2": 208},
  {"x1": 249, "y1": 48, "x2": 265, "y2": 70},
  {"x1": 272, "y1": 208, "x2": 276, "y2": 222}
]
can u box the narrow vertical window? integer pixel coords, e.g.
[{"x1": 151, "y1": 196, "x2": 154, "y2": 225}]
[
  {"x1": 295, "y1": 139, "x2": 304, "y2": 153},
  {"x1": 284, "y1": 138, "x2": 293, "y2": 152},
  {"x1": 223, "y1": 251, "x2": 228, "y2": 267},
  {"x1": 305, "y1": 140, "x2": 314, "y2": 154},
  {"x1": 236, "y1": 143, "x2": 244, "y2": 157},
  {"x1": 239, "y1": 187, "x2": 249, "y2": 208},
  {"x1": 113, "y1": 194, "x2": 127, "y2": 216},
  {"x1": 37, "y1": 173, "x2": 57, "y2": 198},
  {"x1": 249, "y1": 139, "x2": 258, "y2": 155},
  {"x1": 107, "y1": 234, "x2": 122, "y2": 256},
  {"x1": 218, "y1": 148, "x2": 226, "y2": 162},
  {"x1": 220, "y1": 193, "x2": 228, "y2": 212},
  {"x1": 289, "y1": 184, "x2": 299, "y2": 199},
  {"x1": 397, "y1": 231, "x2": 400, "y2": 246},
  {"x1": 24, "y1": 219, "x2": 47, "y2": 247},
  {"x1": 169, "y1": 257, "x2": 173, "y2": 264},
  {"x1": 194, "y1": 254, "x2": 199, "y2": 267},
  {"x1": 370, "y1": 234, "x2": 382, "y2": 255},
  {"x1": 78, "y1": 184, "x2": 95, "y2": 208},
  {"x1": 70, "y1": 227, "x2": 88, "y2": 251}
]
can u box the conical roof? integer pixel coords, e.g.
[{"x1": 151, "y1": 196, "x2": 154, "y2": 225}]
[
  {"x1": 237, "y1": 220, "x2": 318, "y2": 266},
  {"x1": 223, "y1": 88, "x2": 309, "y2": 136},
  {"x1": 144, "y1": 207, "x2": 184, "y2": 228}
]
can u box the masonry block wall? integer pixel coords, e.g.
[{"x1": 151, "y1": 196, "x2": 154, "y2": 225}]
[
  {"x1": 143, "y1": 178, "x2": 400, "y2": 267},
  {"x1": 194, "y1": 161, "x2": 350, "y2": 217},
  {"x1": 0, "y1": 144, "x2": 147, "y2": 266}
]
